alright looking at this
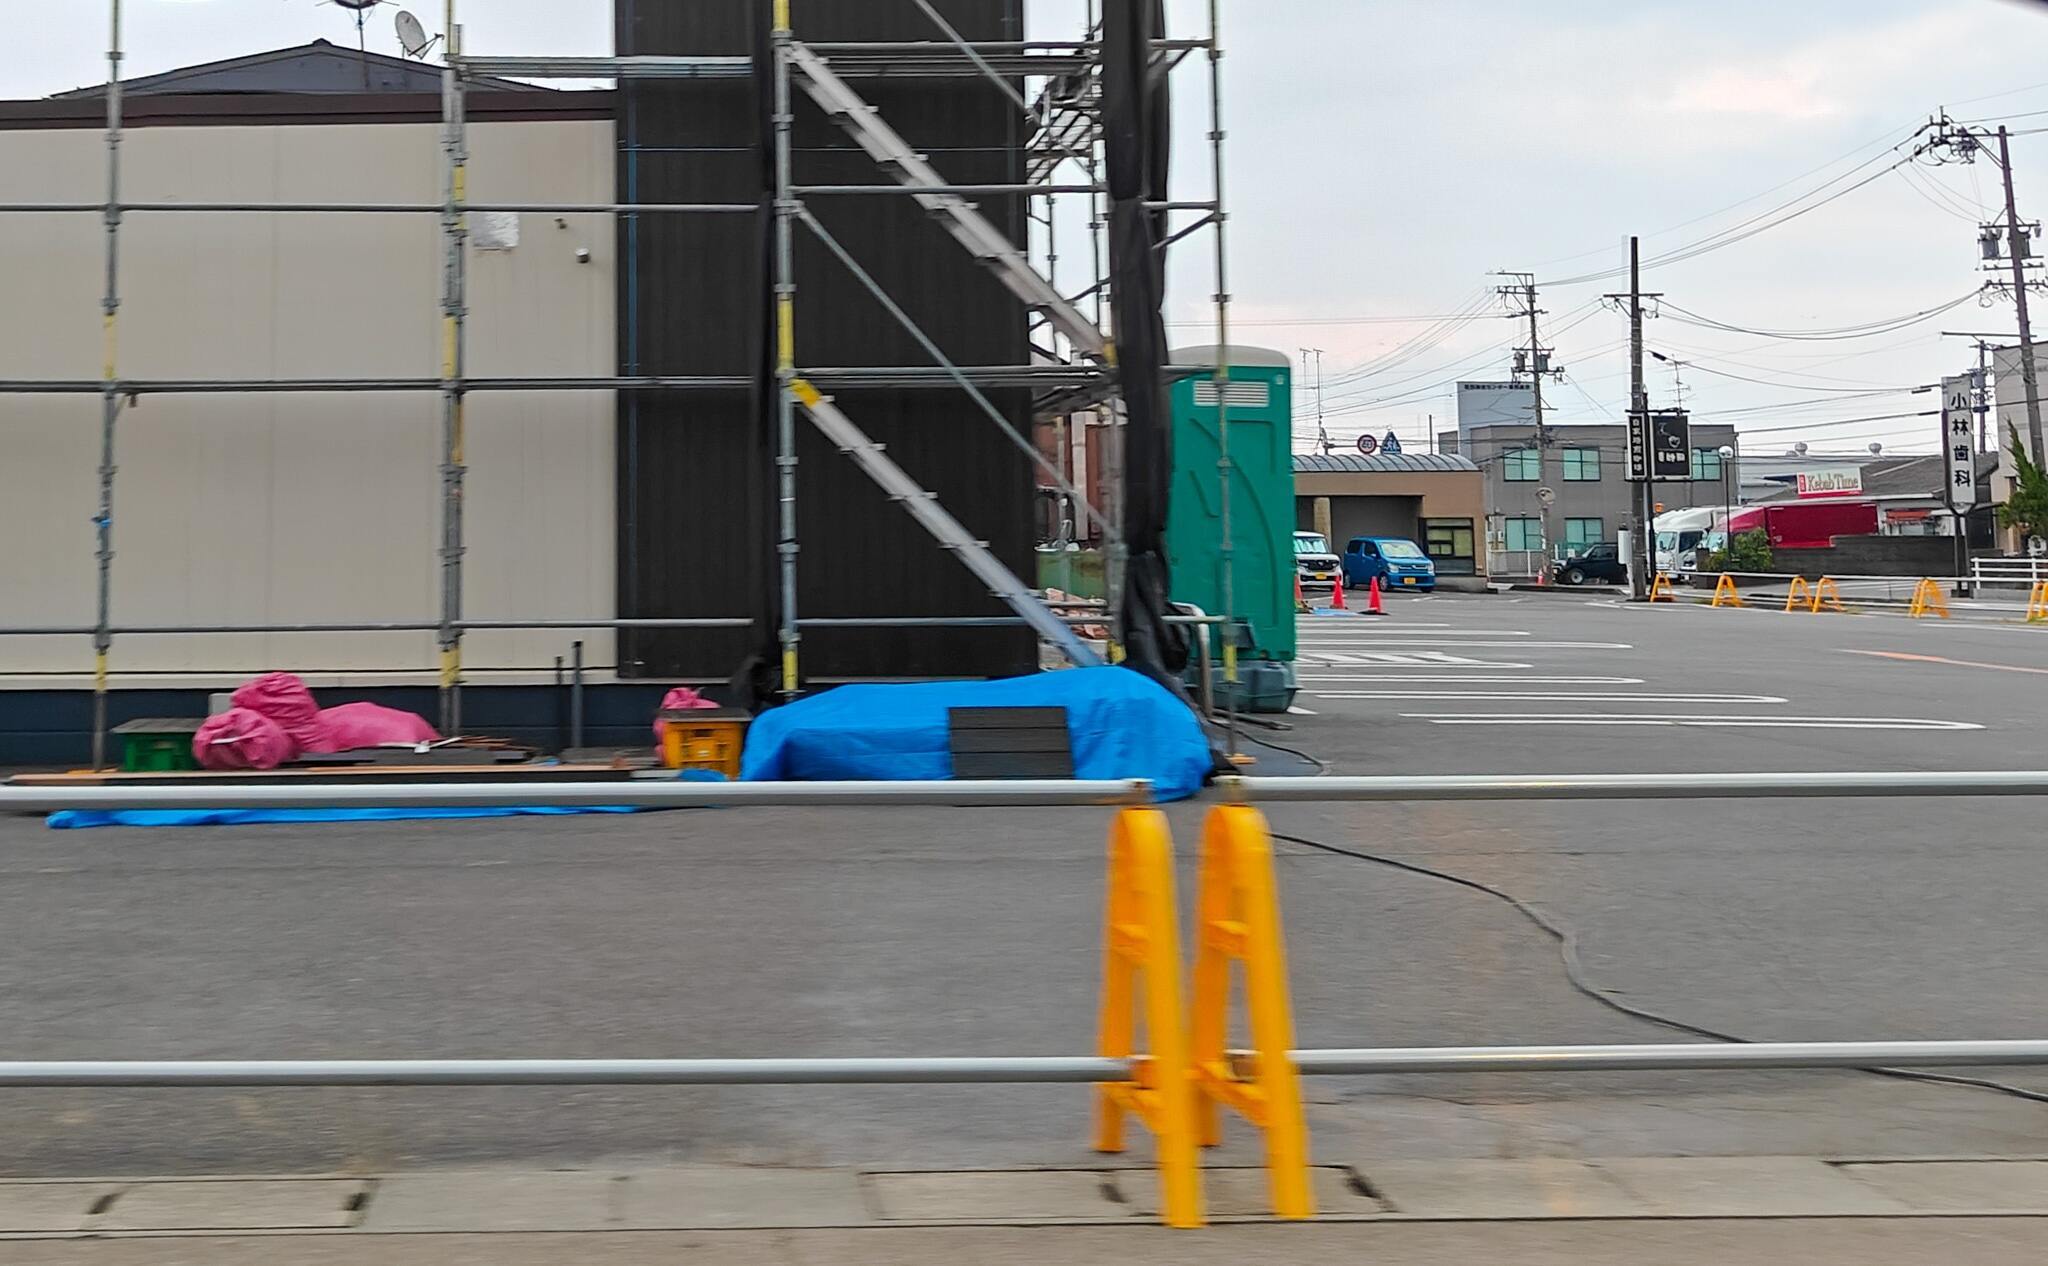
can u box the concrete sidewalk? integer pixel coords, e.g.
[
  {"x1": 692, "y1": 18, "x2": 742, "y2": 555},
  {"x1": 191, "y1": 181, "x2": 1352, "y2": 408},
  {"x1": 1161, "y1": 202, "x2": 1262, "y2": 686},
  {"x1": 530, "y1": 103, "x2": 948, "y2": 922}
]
[
  {"x1": 7, "y1": 1220, "x2": 2048, "y2": 1265},
  {"x1": 5, "y1": 1155, "x2": 2048, "y2": 1238}
]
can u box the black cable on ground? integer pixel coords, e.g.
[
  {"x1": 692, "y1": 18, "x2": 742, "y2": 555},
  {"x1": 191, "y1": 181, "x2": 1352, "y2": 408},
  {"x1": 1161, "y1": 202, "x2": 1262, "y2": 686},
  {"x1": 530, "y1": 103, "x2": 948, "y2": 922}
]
[
  {"x1": 1210, "y1": 724, "x2": 1331, "y2": 774},
  {"x1": 1270, "y1": 829, "x2": 2048, "y2": 1108}
]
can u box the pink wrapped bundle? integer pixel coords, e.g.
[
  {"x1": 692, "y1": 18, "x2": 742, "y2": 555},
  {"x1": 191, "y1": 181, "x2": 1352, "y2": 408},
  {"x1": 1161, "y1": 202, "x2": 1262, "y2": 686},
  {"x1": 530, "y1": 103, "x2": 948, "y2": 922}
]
[
  {"x1": 229, "y1": 672, "x2": 323, "y2": 749},
  {"x1": 192, "y1": 708, "x2": 298, "y2": 771},
  {"x1": 309, "y1": 701, "x2": 440, "y2": 752}
]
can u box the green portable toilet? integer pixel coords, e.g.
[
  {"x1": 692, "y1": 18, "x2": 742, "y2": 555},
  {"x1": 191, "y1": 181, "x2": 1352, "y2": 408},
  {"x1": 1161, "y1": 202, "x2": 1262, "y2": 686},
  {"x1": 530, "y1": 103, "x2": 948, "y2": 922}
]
[{"x1": 1165, "y1": 345, "x2": 1296, "y2": 711}]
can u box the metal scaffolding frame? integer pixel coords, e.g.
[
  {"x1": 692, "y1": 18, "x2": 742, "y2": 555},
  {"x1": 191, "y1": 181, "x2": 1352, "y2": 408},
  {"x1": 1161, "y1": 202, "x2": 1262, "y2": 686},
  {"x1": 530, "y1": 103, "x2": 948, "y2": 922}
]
[{"x1": 0, "y1": 1, "x2": 1236, "y2": 766}]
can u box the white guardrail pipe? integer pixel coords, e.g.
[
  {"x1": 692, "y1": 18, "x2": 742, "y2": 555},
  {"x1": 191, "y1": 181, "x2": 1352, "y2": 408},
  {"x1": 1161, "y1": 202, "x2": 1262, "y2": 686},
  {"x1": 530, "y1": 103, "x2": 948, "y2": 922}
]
[
  {"x1": 3, "y1": 1042, "x2": 2047, "y2": 1086},
  {"x1": 1229, "y1": 771, "x2": 2048, "y2": 803},
  {"x1": 0, "y1": 779, "x2": 1153, "y2": 814},
  {"x1": 1287, "y1": 1040, "x2": 2048, "y2": 1075}
]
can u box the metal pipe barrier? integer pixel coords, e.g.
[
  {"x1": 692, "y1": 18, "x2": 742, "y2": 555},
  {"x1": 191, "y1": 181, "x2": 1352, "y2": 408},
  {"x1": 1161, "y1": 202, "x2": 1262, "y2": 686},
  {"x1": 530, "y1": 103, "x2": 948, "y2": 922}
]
[
  {"x1": 1228, "y1": 771, "x2": 2048, "y2": 803},
  {"x1": 9, "y1": 782, "x2": 2048, "y2": 1226},
  {"x1": 1288, "y1": 1041, "x2": 2048, "y2": 1076},
  {"x1": 3, "y1": 1041, "x2": 2042, "y2": 1089},
  {"x1": 0, "y1": 1057, "x2": 1125, "y2": 1087},
  {"x1": 0, "y1": 780, "x2": 1153, "y2": 815}
]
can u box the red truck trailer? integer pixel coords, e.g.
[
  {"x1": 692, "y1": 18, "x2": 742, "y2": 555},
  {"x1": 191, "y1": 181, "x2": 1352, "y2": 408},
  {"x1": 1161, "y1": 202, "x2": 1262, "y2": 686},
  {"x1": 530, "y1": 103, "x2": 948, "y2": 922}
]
[{"x1": 1722, "y1": 500, "x2": 1879, "y2": 549}]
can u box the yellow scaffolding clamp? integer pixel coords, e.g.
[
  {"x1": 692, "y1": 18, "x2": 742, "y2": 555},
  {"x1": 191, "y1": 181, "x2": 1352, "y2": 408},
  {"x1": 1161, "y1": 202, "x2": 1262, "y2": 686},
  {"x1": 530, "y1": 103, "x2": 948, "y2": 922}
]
[
  {"x1": 1187, "y1": 805, "x2": 1315, "y2": 1219},
  {"x1": 1709, "y1": 574, "x2": 1744, "y2": 608},
  {"x1": 1909, "y1": 577, "x2": 1951, "y2": 620},
  {"x1": 1647, "y1": 573, "x2": 1677, "y2": 602},
  {"x1": 2027, "y1": 580, "x2": 2048, "y2": 623},
  {"x1": 1809, "y1": 576, "x2": 1846, "y2": 614},
  {"x1": 1094, "y1": 808, "x2": 1204, "y2": 1229},
  {"x1": 1784, "y1": 576, "x2": 1813, "y2": 612}
]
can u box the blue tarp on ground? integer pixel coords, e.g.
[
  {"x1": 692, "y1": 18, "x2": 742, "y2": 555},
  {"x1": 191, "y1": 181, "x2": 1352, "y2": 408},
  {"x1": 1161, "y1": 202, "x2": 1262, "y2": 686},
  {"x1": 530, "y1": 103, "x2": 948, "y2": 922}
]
[
  {"x1": 740, "y1": 667, "x2": 1213, "y2": 800},
  {"x1": 47, "y1": 806, "x2": 644, "y2": 830}
]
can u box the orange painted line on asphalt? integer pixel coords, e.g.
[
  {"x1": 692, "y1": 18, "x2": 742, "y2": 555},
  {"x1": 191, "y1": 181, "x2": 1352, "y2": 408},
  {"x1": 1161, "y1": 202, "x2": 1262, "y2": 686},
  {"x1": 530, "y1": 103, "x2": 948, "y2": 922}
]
[{"x1": 1844, "y1": 650, "x2": 2048, "y2": 675}]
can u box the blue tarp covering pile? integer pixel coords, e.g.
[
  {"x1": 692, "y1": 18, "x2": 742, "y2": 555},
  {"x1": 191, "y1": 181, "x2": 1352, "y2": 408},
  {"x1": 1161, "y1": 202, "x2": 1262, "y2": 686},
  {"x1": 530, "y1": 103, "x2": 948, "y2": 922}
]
[{"x1": 740, "y1": 666, "x2": 1213, "y2": 800}]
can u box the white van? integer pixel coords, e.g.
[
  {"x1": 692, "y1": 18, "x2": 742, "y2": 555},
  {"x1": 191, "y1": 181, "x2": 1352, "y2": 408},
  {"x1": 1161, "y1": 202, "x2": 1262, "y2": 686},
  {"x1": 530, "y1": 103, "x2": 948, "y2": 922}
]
[{"x1": 1652, "y1": 507, "x2": 1719, "y2": 574}]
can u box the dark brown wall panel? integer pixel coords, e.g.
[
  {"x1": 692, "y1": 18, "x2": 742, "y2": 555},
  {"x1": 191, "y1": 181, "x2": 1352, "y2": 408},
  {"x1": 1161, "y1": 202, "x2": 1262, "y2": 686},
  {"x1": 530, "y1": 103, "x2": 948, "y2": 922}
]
[{"x1": 617, "y1": 0, "x2": 1034, "y2": 680}]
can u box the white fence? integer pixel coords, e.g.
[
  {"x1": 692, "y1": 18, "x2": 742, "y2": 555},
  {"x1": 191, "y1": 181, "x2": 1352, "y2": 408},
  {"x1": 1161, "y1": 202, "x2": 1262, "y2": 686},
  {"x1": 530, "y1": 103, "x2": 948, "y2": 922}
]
[{"x1": 1969, "y1": 556, "x2": 2048, "y2": 593}]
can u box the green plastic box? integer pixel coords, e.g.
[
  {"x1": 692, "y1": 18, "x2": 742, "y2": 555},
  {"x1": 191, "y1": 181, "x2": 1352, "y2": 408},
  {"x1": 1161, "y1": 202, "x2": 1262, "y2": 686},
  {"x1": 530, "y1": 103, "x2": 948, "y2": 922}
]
[{"x1": 113, "y1": 718, "x2": 204, "y2": 773}]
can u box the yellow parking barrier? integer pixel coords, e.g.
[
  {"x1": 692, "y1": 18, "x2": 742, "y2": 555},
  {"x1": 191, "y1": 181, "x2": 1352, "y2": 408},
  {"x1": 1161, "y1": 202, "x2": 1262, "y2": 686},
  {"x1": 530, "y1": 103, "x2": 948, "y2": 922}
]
[
  {"x1": 1187, "y1": 804, "x2": 1314, "y2": 1220},
  {"x1": 1908, "y1": 578, "x2": 1951, "y2": 620},
  {"x1": 1709, "y1": 574, "x2": 1744, "y2": 608},
  {"x1": 1809, "y1": 577, "x2": 1846, "y2": 613},
  {"x1": 1784, "y1": 576, "x2": 1812, "y2": 612},
  {"x1": 1647, "y1": 573, "x2": 1676, "y2": 602},
  {"x1": 1094, "y1": 807, "x2": 1204, "y2": 1228},
  {"x1": 2027, "y1": 581, "x2": 2048, "y2": 623}
]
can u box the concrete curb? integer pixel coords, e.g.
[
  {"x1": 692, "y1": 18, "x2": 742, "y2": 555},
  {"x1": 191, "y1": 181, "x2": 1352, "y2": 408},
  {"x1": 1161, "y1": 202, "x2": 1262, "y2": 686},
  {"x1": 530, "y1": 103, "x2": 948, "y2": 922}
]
[{"x1": 6, "y1": 1156, "x2": 2048, "y2": 1237}]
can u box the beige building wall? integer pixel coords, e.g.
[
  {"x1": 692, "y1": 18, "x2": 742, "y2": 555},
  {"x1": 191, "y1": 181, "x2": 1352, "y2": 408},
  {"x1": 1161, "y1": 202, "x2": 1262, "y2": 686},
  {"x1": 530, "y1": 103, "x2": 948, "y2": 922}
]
[
  {"x1": 0, "y1": 115, "x2": 615, "y2": 685},
  {"x1": 1293, "y1": 471, "x2": 1488, "y2": 527}
]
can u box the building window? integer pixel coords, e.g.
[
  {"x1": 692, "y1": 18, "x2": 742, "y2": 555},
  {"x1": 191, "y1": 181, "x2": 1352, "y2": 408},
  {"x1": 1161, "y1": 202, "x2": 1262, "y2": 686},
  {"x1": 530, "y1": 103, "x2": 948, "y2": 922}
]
[
  {"x1": 1424, "y1": 518, "x2": 1477, "y2": 576},
  {"x1": 1502, "y1": 448, "x2": 1542, "y2": 481},
  {"x1": 1562, "y1": 447, "x2": 1601, "y2": 481},
  {"x1": 1564, "y1": 517, "x2": 1605, "y2": 553},
  {"x1": 1502, "y1": 517, "x2": 1544, "y2": 552},
  {"x1": 1690, "y1": 447, "x2": 1724, "y2": 481}
]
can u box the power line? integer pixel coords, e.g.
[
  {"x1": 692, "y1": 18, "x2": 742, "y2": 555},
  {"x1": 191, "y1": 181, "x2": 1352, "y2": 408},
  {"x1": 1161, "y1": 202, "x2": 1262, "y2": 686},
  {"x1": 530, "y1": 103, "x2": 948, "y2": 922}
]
[
  {"x1": 1658, "y1": 289, "x2": 1981, "y2": 341},
  {"x1": 1532, "y1": 119, "x2": 1928, "y2": 270},
  {"x1": 1546, "y1": 144, "x2": 1924, "y2": 288}
]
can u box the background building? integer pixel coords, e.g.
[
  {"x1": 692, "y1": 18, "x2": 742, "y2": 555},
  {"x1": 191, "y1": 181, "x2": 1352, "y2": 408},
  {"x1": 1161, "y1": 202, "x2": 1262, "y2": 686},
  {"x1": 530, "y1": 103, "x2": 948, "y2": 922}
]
[
  {"x1": 1292, "y1": 453, "x2": 1487, "y2": 584},
  {"x1": 0, "y1": 50, "x2": 617, "y2": 688},
  {"x1": 1440, "y1": 421, "x2": 1739, "y2": 575}
]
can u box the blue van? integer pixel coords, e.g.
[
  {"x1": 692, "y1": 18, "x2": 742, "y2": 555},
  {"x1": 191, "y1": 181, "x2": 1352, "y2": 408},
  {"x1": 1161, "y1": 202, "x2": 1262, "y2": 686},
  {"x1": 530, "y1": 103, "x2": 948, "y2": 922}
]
[{"x1": 1342, "y1": 536, "x2": 1437, "y2": 593}]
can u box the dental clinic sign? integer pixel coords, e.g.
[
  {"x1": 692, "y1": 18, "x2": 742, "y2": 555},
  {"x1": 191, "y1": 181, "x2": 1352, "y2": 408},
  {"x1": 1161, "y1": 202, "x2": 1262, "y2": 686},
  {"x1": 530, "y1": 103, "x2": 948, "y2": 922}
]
[{"x1": 1941, "y1": 375, "x2": 1978, "y2": 511}]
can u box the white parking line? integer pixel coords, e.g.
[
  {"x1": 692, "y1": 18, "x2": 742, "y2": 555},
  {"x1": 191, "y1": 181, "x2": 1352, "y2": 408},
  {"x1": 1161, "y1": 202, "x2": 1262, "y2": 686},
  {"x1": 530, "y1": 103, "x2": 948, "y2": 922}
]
[
  {"x1": 1300, "y1": 675, "x2": 1642, "y2": 684},
  {"x1": 1299, "y1": 652, "x2": 1542, "y2": 667},
  {"x1": 1301, "y1": 641, "x2": 1633, "y2": 651},
  {"x1": 1297, "y1": 629, "x2": 1534, "y2": 638},
  {"x1": 1398, "y1": 713, "x2": 1984, "y2": 730}
]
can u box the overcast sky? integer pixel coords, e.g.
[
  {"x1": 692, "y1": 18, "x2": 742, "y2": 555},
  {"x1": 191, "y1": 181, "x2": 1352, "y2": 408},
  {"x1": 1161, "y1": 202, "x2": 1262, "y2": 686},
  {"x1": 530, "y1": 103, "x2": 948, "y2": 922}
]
[{"x1": 16, "y1": 0, "x2": 2048, "y2": 455}]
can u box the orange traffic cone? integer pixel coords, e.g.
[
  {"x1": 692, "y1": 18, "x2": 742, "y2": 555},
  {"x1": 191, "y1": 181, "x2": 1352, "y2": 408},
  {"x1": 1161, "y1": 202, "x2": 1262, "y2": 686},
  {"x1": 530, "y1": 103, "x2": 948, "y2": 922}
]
[
  {"x1": 1366, "y1": 575, "x2": 1385, "y2": 615},
  {"x1": 1329, "y1": 576, "x2": 1347, "y2": 611},
  {"x1": 1294, "y1": 572, "x2": 1308, "y2": 613}
]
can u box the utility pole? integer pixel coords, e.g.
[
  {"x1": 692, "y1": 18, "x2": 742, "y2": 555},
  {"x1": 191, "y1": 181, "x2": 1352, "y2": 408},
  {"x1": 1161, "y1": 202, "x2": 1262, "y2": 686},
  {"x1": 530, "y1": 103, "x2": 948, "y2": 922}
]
[
  {"x1": 1630, "y1": 239, "x2": 1650, "y2": 599},
  {"x1": 1300, "y1": 347, "x2": 1329, "y2": 453},
  {"x1": 1998, "y1": 126, "x2": 2045, "y2": 465},
  {"x1": 1977, "y1": 338, "x2": 1992, "y2": 455},
  {"x1": 1927, "y1": 114, "x2": 2044, "y2": 463},
  {"x1": 1498, "y1": 272, "x2": 1555, "y2": 564},
  {"x1": 1606, "y1": 239, "x2": 1662, "y2": 599}
]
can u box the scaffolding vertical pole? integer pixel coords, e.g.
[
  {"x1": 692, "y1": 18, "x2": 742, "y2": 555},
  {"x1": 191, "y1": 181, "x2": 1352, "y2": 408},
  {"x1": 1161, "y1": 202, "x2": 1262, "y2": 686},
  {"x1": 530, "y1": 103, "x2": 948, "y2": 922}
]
[
  {"x1": 437, "y1": 7, "x2": 469, "y2": 734},
  {"x1": 1090, "y1": 0, "x2": 1125, "y2": 647},
  {"x1": 773, "y1": 0, "x2": 801, "y2": 694},
  {"x1": 1207, "y1": 0, "x2": 1239, "y2": 760},
  {"x1": 90, "y1": 0, "x2": 125, "y2": 769}
]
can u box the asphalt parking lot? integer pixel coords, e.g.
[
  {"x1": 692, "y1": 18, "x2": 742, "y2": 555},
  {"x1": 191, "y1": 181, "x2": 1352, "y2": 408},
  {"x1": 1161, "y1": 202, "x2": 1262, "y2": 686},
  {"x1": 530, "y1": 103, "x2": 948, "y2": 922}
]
[{"x1": 1, "y1": 592, "x2": 2046, "y2": 1178}]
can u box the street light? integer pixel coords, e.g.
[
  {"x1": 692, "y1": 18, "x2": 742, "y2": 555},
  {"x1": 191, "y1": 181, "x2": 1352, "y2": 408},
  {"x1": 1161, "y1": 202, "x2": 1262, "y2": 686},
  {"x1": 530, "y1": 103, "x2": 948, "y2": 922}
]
[{"x1": 1718, "y1": 444, "x2": 1737, "y2": 562}]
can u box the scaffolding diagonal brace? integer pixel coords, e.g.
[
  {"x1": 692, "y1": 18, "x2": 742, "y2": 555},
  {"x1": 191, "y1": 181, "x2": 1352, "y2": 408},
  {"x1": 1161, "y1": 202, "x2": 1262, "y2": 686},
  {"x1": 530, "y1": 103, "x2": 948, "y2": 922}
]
[
  {"x1": 788, "y1": 42, "x2": 1111, "y2": 362},
  {"x1": 791, "y1": 380, "x2": 1103, "y2": 668}
]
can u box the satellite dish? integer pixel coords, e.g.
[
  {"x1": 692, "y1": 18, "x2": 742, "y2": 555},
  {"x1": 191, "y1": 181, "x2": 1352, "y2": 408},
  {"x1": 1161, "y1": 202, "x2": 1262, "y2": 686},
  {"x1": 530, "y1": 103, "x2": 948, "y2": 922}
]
[
  {"x1": 1794, "y1": 441, "x2": 1810, "y2": 456},
  {"x1": 395, "y1": 9, "x2": 440, "y2": 58},
  {"x1": 333, "y1": 0, "x2": 381, "y2": 10},
  {"x1": 1868, "y1": 441, "x2": 1884, "y2": 456}
]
